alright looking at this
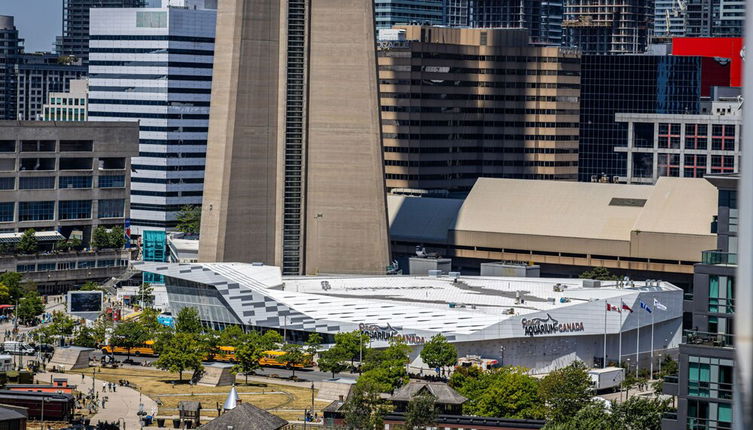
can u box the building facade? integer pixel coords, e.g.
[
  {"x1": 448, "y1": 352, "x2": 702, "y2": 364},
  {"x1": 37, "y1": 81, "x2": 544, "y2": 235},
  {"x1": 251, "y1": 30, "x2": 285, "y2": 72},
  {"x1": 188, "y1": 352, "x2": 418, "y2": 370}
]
[
  {"x1": 88, "y1": 0, "x2": 217, "y2": 232},
  {"x1": 379, "y1": 26, "x2": 580, "y2": 193},
  {"x1": 0, "y1": 16, "x2": 22, "y2": 122},
  {"x1": 56, "y1": 0, "x2": 147, "y2": 64},
  {"x1": 12, "y1": 54, "x2": 86, "y2": 121},
  {"x1": 654, "y1": 0, "x2": 687, "y2": 37},
  {"x1": 614, "y1": 96, "x2": 741, "y2": 184},
  {"x1": 42, "y1": 79, "x2": 88, "y2": 122},
  {"x1": 563, "y1": 0, "x2": 652, "y2": 54},
  {"x1": 0, "y1": 121, "x2": 138, "y2": 292},
  {"x1": 578, "y1": 55, "x2": 701, "y2": 182},
  {"x1": 684, "y1": 0, "x2": 745, "y2": 37},
  {"x1": 662, "y1": 174, "x2": 737, "y2": 430},
  {"x1": 374, "y1": 0, "x2": 445, "y2": 29},
  {"x1": 199, "y1": 0, "x2": 390, "y2": 275}
]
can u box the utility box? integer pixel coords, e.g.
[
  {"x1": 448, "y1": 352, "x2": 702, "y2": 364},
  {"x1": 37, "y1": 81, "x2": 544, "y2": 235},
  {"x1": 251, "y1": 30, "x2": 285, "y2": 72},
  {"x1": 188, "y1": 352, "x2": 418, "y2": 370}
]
[
  {"x1": 409, "y1": 257, "x2": 452, "y2": 275},
  {"x1": 480, "y1": 262, "x2": 540, "y2": 278}
]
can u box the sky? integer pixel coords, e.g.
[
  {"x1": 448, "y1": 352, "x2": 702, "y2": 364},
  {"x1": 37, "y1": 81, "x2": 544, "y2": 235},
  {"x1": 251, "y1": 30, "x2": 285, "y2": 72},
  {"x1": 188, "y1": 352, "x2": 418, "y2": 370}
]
[{"x1": 0, "y1": 0, "x2": 62, "y2": 53}]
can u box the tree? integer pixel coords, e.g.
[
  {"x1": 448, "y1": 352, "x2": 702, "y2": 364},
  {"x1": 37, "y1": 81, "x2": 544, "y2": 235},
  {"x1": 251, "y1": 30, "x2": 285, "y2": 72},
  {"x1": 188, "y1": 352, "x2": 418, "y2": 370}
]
[
  {"x1": 154, "y1": 332, "x2": 205, "y2": 382},
  {"x1": 135, "y1": 282, "x2": 154, "y2": 308},
  {"x1": 108, "y1": 226, "x2": 126, "y2": 249},
  {"x1": 232, "y1": 333, "x2": 263, "y2": 384},
  {"x1": 405, "y1": 394, "x2": 437, "y2": 430},
  {"x1": 176, "y1": 205, "x2": 201, "y2": 235},
  {"x1": 0, "y1": 284, "x2": 10, "y2": 304},
  {"x1": 16, "y1": 229, "x2": 38, "y2": 254},
  {"x1": 1, "y1": 272, "x2": 25, "y2": 303},
  {"x1": 539, "y1": 361, "x2": 593, "y2": 424},
  {"x1": 92, "y1": 319, "x2": 114, "y2": 346},
  {"x1": 449, "y1": 365, "x2": 545, "y2": 419},
  {"x1": 72, "y1": 326, "x2": 98, "y2": 348},
  {"x1": 79, "y1": 281, "x2": 101, "y2": 291},
  {"x1": 344, "y1": 380, "x2": 389, "y2": 430},
  {"x1": 420, "y1": 334, "x2": 457, "y2": 376},
  {"x1": 110, "y1": 320, "x2": 149, "y2": 360},
  {"x1": 137, "y1": 307, "x2": 163, "y2": 334},
  {"x1": 280, "y1": 343, "x2": 306, "y2": 378},
  {"x1": 543, "y1": 397, "x2": 672, "y2": 430},
  {"x1": 334, "y1": 330, "x2": 370, "y2": 366},
  {"x1": 542, "y1": 401, "x2": 611, "y2": 430},
  {"x1": 305, "y1": 332, "x2": 323, "y2": 356},
  {"x1": 579, "y1": 267, "x2": 620, "y2": 281},
  {"x1": 175, "y1": 307, "x2": 203, "y2": 334},
  {"x1": 318, "y1": 346, "x2": 350, "y2": 379},
  {"x1": 359, "y1": 338, "x2": 411, "y2": 393},
  {"x1": 48, "y1": 311, "x2": 76, "y2": 337},
  {"x1": 259, "y1": 330, "x2": 283, "y2": 350},
  {"x1": 218, "y1": 325, "x2": 246, "y2": 348},
  {"x1": 16, "y1": 290, "x2": 44, "y2": 325},
  {"x1": 91, "y1": 226, "x2": 110, "y2": 249},
  {"x1": 91, "y1": 226, "x2": 126, "y2": 249}
]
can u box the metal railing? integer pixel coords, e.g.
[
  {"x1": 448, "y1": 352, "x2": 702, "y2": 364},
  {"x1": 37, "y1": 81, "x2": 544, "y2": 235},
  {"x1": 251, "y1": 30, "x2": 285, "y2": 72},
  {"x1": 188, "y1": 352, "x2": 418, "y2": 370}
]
[
  {"x1": 701, "y1": 250, "x2": 738, "y2": 266},
  {"x1": 683, "y1": 330, "x2": 734, "y2": 348}
]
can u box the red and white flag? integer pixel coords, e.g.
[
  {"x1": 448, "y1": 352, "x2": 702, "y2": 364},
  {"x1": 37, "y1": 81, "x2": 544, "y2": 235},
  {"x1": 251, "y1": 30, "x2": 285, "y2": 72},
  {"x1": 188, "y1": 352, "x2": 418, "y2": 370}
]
[
  {"x1": 621, "y1": 300, "x2": 634, "y2": 313},
  {"x1": 606, "y1": 303, "x2": 621, "y2": 312}
]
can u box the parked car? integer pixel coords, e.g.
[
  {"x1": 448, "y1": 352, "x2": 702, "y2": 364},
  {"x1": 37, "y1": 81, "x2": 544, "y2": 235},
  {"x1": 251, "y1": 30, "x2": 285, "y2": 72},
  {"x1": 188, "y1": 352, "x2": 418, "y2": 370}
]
[{"x1": 2, "y1": 341, "x2": 35, "y2": 355}]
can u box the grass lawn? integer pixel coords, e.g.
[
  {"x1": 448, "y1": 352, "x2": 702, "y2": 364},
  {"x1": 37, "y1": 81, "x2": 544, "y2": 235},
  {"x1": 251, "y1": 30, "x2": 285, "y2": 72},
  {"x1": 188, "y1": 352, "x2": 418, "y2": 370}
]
[{"x1": 68, "y1": 367, "x2": 330, "y2": 420}]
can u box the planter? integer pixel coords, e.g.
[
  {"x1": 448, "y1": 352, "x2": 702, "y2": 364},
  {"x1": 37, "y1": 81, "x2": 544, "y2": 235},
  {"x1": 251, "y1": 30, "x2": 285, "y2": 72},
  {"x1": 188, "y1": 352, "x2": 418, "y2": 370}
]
[
  {"x1": 173, "y1": 419, "x2": 181, "y2": 429},
  {"x1": 157, "y1": 418, "x2": 165, "y2": 427}
]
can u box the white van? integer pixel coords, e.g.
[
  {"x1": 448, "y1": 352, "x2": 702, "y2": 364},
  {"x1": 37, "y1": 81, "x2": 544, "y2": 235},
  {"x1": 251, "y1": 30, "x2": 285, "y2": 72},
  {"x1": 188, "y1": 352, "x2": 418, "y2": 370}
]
[
  {"x1": 0, "y1": 355, "x2": 12, "y2": 371},
  {"x1": 2, "y1": 341, "x2": 35, "y2": 355}
]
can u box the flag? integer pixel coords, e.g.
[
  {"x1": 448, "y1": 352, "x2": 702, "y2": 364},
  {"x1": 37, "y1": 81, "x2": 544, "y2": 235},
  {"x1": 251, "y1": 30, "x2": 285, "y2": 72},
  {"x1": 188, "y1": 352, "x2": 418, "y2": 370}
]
[
  {"x1": 640, "y1": 301, "x2": 652, "y2": 313},
  {"x1": 654, "y1": 298, "x2": 667, "y2": 311},
  {"x1": 621, "y1": 300, "x2": 633, "y2": 313},
  {"x1": 606, "y1": 303, "x2": 621, "y2": 312}
]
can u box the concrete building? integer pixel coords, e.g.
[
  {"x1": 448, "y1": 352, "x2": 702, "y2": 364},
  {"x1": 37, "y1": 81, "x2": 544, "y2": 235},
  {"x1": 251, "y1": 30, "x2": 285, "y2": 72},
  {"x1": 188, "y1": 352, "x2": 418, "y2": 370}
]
[
  {"x1": 684, "y1": 0, "x2": 745, "y2": 37},
  {"x1": 615, "y1": 93, "x2": 741, "y2": 184},
  {"x1": 563, "y1": 0, "x2": 652, "y2": 54},
  {"x1": 388, "y1": 177, "x2": 718, "y2": 291},
  {"x1": 199, "y1": 0, "x2": 390, "y2": 275},
  {"x1": 379, "y1": 26, "x2": 580, "y2": 193},
  {"x1": 136, "y1": 261, "x2": 684, "y2": 374},
  {"x1": 662, "y1": 174, "x2": 737, "y2": 430},
  {"x1": 88, "y1": 0, "x2": 217, "y2": 232},
  {"x1": 42, "y1": 79, "x2": 88, "y2": 122},
  {"x1": 374, "y1": 0, "x2": 445, "y2": 29},
  {"x1": 444, "y1": 0, "x2": 563, "y2": 45},
  {"x1": 56, "y1": 0, "x2": 147, "y2": 64},
  {"x1": 0, "y1": 121, "x2": 138, "y2": 292},
  {"x1": 12, "y1": 53, "x2": 87, "y2": 121}
]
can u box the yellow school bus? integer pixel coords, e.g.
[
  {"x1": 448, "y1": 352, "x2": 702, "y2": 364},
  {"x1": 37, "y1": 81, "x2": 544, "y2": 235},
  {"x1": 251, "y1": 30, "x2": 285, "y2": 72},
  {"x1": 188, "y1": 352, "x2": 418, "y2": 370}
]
[
  {"x1": 259, "y1": 350, "x2": 314, "y2": 368},
  {"x1": 101, "y1": 340, "x2": 156, "y2": 356},
  {"x1": 211, "y1": 346, "x2": 237, "y2": 362}
]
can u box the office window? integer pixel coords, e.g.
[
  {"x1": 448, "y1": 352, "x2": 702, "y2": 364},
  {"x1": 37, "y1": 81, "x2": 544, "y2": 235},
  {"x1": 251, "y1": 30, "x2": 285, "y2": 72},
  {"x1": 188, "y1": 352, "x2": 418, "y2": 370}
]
[
  {"x1": 58, "y1": 200, "x2": 92, "y2": 220},
  {"x1": 658, "y1": 123, "x2": 681, "y2": 149},
  {"x1": 59, "y1": 140, "x2": 93, "y2": 152},
  {"x1": 19, "y1": 176, "x2": 55, "y2": 190},
  {"x1": 97, "y1": 260, "x2": 115, "y2": 267},
  {"x1": 0, "y1": 177, "x2": 14, "y2": 190},
  {"x1": 98, "y1": 175, "x2": 125, "y2": 188},
  {"x1": 684, "y1": 154, "x2": 707, "y2": 178},
  {"x1": 16, "y1": 264, "x2": 35, "y2": 272},
  {"x1": 709, "y1": 275, "x2": 734, "y2": 314},
  {"x1": 18, "y1": 201, "x2": 54, "y2": 221},
  {"x1": 0, "y1": 141, "x2": 16, "y2": 152},
  {"x1": 711, "y1": 155, "x2": 735, "y2": 173},
  {"x1": 37, "y1": 263, "x2": 55, "y2": 271},
  {"x1": 78, "y1": 260, "x2": 95, "y2": 268},
  {"x1": 712, "y1": 124, "x2": 736, "y2": 151},
  {"x1": 98, "y1": 199, "x2": 125, "y2": 218},
  {"x1": 658, "y1": 153, "x2": 680, "y2": 177},
  {"x1": 59, "y1": 176, "x2": 92, "y2": 189},
  {"x1": 0, "y1": 202, "x2": 13, "y2": 222},
  {"x1": 685, "y1": 123, "x2": 708, "y2": 149}
]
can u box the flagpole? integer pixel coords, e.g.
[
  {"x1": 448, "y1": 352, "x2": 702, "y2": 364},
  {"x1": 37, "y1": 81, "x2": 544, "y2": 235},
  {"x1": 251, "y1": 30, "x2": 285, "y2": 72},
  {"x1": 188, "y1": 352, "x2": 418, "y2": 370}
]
[
  {"x1": 636, "y1": 307, "x2": 640, "y2": 378},
  {"x1": 604, "y1": 301, "x2": 608, "y2": 369},
  {"x1": 651, "y1": 309, "x2": 655, "y2": 378}
]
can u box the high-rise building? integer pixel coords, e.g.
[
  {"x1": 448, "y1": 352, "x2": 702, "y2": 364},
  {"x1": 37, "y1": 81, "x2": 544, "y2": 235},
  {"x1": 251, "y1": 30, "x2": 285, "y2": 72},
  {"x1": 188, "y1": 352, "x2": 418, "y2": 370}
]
[
  {"x1": 563, "y1": 0, "x2": 653, "y2": 54},
  {"x1": 13, "y1": 53, "x2": 86, "y2": 121},
  {"x1": 578, "y1": 55, "x2": 701, "y2": 182},
  {"x1": 654, "y1": 0, "x2": 687, "y2": 37},
  {"x1": 661, "y1": 174, "x2": 737, "y2": 430},
  {"x1": 685, "y1": 0, "x2": 745, "y2": 37},
  {"x1": 43, "y1": 79, "x2": 88, "y2": 122},
  {"x1": 87, "y1": 0, "x2": 217, "y2": 233},
  {"x1": 444, "y1": 0, "x2": 563, "y2": 45},
  {"x1": 56, "y1": 0, "x2": 147, "y2": 64},
  {"x1": 0, "y1": 17, "x2": 22, "y2": 121},
  {"x1": 374, "y1": 0, "x2": 445, "y2": 29},
  {"x1": 199, "y1": 0, "x2": 390, "y2": 276},
  {"x1": 378, "y1": 26, "x2": 580, "y2": 193}
]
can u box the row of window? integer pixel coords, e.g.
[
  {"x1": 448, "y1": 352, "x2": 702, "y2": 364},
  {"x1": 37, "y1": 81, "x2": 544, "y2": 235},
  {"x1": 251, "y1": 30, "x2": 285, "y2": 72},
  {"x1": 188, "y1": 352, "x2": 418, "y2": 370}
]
[
  {"x1": 384, "y1": 133, "x2": 578, "y2": 141},
  {"x1": 0, "y1": 175, "x2": 124, "y2": 190},
  {"x1": 381, "y1": 105, "x2": 580, "y2": 115},
  {"x1": 381, "y1": 92, "x2": 579, "y2": 103},
  {"x1": 0, "y1": 139, "x2": 93, "y2": 152},
  {"x1": 0, "y1": 199, "x2": 125, "y2": 222},
  {"x1": 379, "y1": 78, "x2": 581, "y2": 90},
  {"x1": 17, "y1": 259, "x2": 129, "y2": 272},
  {"x1": 379, "y1": 64, "x2": 580, "y2": 76}
]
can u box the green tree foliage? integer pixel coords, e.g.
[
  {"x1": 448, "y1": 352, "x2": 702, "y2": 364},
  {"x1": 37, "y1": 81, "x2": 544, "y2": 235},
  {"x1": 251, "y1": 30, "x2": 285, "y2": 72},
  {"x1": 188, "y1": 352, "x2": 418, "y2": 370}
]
[
  {"x1": 305, "y1": 332, "x2": 323, "y2": 356},
  {"x1": 138, "y1": 307, "x2": 163, "y2": 334},
  {"x1": 56, "y1": 238, "x2": 82, "y2": 252},
  {"x1": 0, "y1": 272, "x2": 25, "y2": 303},
  {"x1": 232, "y1": 333, "x2": 263, "y2": 384},
  {"x1": 344, "y1": 380, "x2": 390, "y2": 430},
  {"x1": 135, "y1": 282, "x2": 154, "y2": 308},
  {"x1": 176, "y1": 205, "x2": 201, "y2": 235},
  {"x1": 259, "y1": 330, "x2": 283, "y2": 350},
  {"x1": 539, "y1": 361, "x2": 593, "y2": 424},
  {"x1": 91, "y1": 226, "x2": 127, "y2": 249},
  {"x1": 317, "y1": 346, "x2": 350, "y2": 379},
  {"x1": 175, "y1": 307, "x2": 203, "y2": 334},
  {"x1": 16, "y1": 229, "x2": 38, "y2": 254},
  {"x1": 72, "y1": 326, "x2": 98, "y2": 348},
  {"x1": 218, "y1": 325, "x2": 246, "y2": 348},
  {"x1": 280, "y1": 343, "x2": 306, "y2": 378},
  {"x1": 48, "y1": 311, "x2": 76, "y2": 337},
  {"x1": 79, "y1": 281, "x2": 101, "y2": 291},
  {"x1": 154, "y1": 332, "x2": 205, "y2": 382},
  {"x1": 419, "y1": 334, "x2": 457, "y2": 375},
  {"x1": 544, "y1": 397, "x2": 672, "y2": 430},
  {"x1": 16, "y1": 290, "x2": 44, "y2": 324},
  {"x1": 359, "y1": 338, "x2": 411, "y2": 393},
  {"x1": 92, "y1": 319, "x2": 114, "y2": 346},
  {"x1": 0, "y1": 284, "x2": 10, "y2": 304},
  {"x1": 449, "y1": 365, "x2": 545, "y2": 419},
  {"x1": 405, "y1": 393, "x2": 438, "y2": 430},
  {"x1": 334, "y1": 330, "x2": 369, "y2": 365},
  {"x1": 579, "y1": 267, "x2": 620, "y2": 281},
  {"x1": 110, "y1": 320, "x2": 149, "y2": 360}
]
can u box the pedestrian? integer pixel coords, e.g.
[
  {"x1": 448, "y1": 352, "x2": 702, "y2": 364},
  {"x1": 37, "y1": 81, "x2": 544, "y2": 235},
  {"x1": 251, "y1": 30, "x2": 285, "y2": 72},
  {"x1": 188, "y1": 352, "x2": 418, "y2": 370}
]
[
  {"x1": 82, "y1": 373, "x2": 85, "y2": 382},
  {"x1": 102, "y1": 382, "x2": 107, "y2": 392}
]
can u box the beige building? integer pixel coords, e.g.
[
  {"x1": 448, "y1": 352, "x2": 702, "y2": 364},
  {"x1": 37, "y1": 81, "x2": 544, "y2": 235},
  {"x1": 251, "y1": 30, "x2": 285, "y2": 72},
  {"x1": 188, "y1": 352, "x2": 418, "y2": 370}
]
[
  {"x1": 199, "y1": 0, "x2": 390, "y2": 275},
  {"x1": 379, "y1": 26, "x2": 581, "y2": 193},
  {"x1": 389, "y1": 177, "x2": 718, "y2": 283},
  {"x1": 42, "y1": 79, "x2": 88, "y2": 122}
]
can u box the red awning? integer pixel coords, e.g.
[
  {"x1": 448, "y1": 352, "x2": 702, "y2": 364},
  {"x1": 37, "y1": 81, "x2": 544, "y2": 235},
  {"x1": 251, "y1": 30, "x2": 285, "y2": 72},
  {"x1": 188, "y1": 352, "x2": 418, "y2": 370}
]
[{"x1": 0, "y1": 305, "x2": 14, "y2": 309}]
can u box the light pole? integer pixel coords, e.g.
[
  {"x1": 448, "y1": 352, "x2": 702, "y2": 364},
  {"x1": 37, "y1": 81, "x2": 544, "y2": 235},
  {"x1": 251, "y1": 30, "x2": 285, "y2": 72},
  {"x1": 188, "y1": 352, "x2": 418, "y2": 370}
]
[{"x1": 310, "y1": 382, "x2": 315, "y2": 419}]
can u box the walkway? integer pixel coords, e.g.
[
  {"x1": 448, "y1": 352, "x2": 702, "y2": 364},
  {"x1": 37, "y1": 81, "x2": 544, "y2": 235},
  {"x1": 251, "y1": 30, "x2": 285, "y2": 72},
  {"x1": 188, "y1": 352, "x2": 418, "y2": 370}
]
[{"x1": 36, "y1": 371, "x2": 158, "y2": 430}]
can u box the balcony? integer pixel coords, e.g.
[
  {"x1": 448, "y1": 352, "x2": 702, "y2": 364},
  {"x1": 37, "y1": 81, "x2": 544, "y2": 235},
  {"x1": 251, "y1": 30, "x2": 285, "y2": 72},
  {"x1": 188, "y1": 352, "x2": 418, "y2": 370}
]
[
  {"x1": 701, "y1": 250, "x2": 737, "y2": 266},
  {"x1": 683, "y1": 329, "x2": 734, "y2": 348},
  {"x1": 662, "y1": 374, "x2": 678, "y2": 396}
]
